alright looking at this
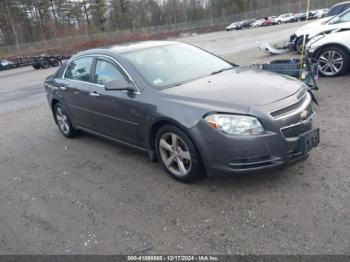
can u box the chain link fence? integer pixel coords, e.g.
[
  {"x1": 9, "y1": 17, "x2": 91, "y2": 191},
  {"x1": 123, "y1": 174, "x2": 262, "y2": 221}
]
[{"x1": 0, "y1": 0, "x2": 344, "y2": 57}]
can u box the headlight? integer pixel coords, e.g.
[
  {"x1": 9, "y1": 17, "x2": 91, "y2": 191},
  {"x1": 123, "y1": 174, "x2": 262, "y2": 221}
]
[{"x1": 204, "y1": 114, "x2": 264, "y2": 136}]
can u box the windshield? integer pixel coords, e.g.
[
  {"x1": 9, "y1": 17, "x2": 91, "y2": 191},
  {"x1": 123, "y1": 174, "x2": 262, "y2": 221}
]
[
  {"x1": 327, "y1": 4, "x2": 350, "y2": 17},
  {"x1": 121, "y1": 43, "x2": 233, "y2": 90},
  {"x1": 328, "y1": 9, "x2": 350, "y2": 23}
]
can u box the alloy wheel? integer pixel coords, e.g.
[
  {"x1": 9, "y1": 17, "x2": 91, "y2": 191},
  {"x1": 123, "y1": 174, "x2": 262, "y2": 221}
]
[
  {"x1": 159, "y1": 132, "x2": 192, "y2": 177},
  {"x1": 56, "y1": 107, "x2": 70, "y2": 135},
  {"x1": 318, "y1": 50, "x2": 344, "y2": 77}
]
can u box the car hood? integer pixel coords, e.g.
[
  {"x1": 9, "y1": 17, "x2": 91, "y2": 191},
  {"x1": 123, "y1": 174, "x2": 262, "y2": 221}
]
[
  {"x1": 161, "y1": 67, "x2": 303, "y2": 111},
  {"x1": 294, "y1": 17, "x2": 334, "y2": 36},
  {"x1": 307, "y1": 29, "x2": 350, "y2": 49}
]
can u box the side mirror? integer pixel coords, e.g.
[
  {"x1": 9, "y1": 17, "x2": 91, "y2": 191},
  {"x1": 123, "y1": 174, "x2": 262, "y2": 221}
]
[{"x1": 105, "y1": 79, "x2": 136, "y2": 92}]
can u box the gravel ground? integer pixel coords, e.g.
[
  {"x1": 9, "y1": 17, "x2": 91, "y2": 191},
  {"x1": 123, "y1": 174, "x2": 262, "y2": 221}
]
[{"x1": 0, "y1": 24, "x2": 349, "y2": 255}]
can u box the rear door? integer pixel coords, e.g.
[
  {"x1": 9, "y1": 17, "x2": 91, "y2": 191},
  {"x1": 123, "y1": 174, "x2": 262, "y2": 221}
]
[{"x1": 56, "y1": 56, "x2": 97, "y2": 130}]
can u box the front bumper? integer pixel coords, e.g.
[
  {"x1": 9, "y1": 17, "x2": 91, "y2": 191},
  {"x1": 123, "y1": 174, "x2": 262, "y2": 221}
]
[
  {"x1": 191, "y1": 121, "x2": 318, "y2": 176},
  {"x1": 190, "y1": 97, "x2": 319, "y2": 176}
]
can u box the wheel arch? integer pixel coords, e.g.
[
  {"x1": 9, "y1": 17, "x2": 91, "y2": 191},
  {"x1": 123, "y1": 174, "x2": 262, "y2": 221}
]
[
  {"x1": 147, "y1": 118, "x2": 204, "y2": 166},
  {"x1": 314, "y1": 43, "x2": 350, "y2": 58},
  {"x1": 51, "y1": 99, "x2": 60, "y2": 124},
  {"x1": 51, "y1": 98, "x2": 70, "y2": 125},
  {"x1": 148, "y1": 118, "x2": 191, "y2": 151}
]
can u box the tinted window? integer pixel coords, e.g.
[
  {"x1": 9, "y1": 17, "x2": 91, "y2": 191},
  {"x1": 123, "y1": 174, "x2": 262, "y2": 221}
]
[
  {"x1": 94, "y1": 59, "x2": 126, "y2": 85},
  {"x1": 64, "y1": 57, "x2": 93, "y2": 82}
]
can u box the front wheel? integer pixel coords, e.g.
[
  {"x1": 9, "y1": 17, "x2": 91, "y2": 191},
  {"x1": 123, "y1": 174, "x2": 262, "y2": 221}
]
[
  {"x1": 155, "y1": 125, "x2": 204, "y2": 182},
  {"x1": 41, "y1": 60, "x2": 49, "y2": 69},
  {"x1": 295, "y1": 37, "x2": 305, "y2": 54},
  {"x1": 317, "y1": 46, "x2": 350, "y2": 77}
]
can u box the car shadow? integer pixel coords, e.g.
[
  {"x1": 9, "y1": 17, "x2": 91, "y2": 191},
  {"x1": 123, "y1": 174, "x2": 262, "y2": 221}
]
[{"x1": 77, "y1": 130, "x2": 298, "y2": 189}]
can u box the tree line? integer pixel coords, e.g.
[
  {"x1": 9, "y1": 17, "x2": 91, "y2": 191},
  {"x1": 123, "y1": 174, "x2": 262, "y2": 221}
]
[{"x1": 0, "y1": 0, "x2": 315, "y2": 47}]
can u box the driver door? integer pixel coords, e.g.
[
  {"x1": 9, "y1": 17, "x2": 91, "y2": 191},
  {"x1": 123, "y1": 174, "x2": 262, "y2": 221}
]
[{"x1": 89, "y1": 57, "x2": 143, "y2": 146}]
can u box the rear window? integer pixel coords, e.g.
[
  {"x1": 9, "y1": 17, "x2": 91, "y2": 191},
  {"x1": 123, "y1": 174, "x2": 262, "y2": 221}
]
[{"x1": 64, "y1": 57, "x2": 93, "y2": 83}]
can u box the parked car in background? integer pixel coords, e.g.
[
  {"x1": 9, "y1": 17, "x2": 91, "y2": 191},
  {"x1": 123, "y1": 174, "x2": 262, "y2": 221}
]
[
  {"x1": 251, "y1": 19, "x2": 265, "y2": 28},
  {"x1": 263, "y1": 16, "x2": 275, "y2": 26},
  {"x1": 45, "y1": 41, "x2": 319, "y2": 182},
  {"x1": 225, "y1": 22, "x2": 240, "y2": 31},
  {"x1": 291, "y1": 8, "x2": 350, "y2": 53},
  {"x1": 237, "y1": 19, "x2": 257, "y2": 29},
  {"x1": 273, "y1": 13, "x2": 296, "y2": 24},
  {"x1": 293, "y1": 13, "x2": 308, "y2": 22},
  {"x1": 0, "y1": 59, "x2": 15, "y2": 71},
  {"x1": 308, "y1": 11, "x2": 319, "y2": 20},
  {"x1": 315, "y1": 9, "x2": 329, "y2": 18},
  {"x1": 307, "y1": 29, "x2": 350, "y2": 77}
]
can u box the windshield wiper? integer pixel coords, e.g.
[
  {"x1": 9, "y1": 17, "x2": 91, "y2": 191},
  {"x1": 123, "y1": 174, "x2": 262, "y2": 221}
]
[{"x1": 210, "y1": 67, "x2": 233, "y2": 75}]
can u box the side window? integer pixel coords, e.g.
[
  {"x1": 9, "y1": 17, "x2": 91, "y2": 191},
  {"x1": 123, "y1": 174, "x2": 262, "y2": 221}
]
[
  {"x1": 64, "y1": 57, "x2": 93, "y2": 82},
  {"x1": 94, "y1": 59, "x2": 126, "y2": 85}
]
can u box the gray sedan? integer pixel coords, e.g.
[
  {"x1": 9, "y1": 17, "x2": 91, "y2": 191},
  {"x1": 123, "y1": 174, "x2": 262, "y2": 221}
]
[{"x1": 45, "y1": 41, "x2": 319, "y2": 182}]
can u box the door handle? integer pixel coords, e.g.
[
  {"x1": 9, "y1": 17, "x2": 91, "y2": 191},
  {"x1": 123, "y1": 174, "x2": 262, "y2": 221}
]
[{"x1": 89, "y1": 91, "x2": 100, "y2": 97}]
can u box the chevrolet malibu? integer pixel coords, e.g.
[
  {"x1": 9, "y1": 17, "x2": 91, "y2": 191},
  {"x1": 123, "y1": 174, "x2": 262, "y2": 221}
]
[{"x1": 45, "y1": 41, "x2": 319, "y2": 182}]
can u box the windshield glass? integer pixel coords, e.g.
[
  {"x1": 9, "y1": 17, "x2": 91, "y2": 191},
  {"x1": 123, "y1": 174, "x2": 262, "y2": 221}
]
[
  {"x1": 121, "y1": 43, "x2": 233, "y2": 90},
  {"x1": 328, "y1": 9, "x2": 350, "y2": 23},
  {"x1": 327, "y1": 4, "x2": 350, "y2": 17}
]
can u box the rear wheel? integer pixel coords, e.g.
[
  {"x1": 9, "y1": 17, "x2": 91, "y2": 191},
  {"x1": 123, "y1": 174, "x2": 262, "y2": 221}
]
[
  {"x1": 155, "y1": 125, "x2": 204, "y2": 182},
  {"x1": 53, "y1": 103, "x2": 77, "y2": 138},
  {"x1": 317, "y1": 46, "x2": 349, "y2": 77}
]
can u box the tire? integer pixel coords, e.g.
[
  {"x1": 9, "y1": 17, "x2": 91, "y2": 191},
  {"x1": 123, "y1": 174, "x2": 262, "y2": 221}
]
[
  {"x1": 317, "y1": 46, "x2": 350, "y2": 77},
  {"x1": 155, "y1": 125, "x2": 204, "y2": 182},
  {"x1": 51, "y1": 59, "x2": 59, "y2": 67},
  {"x1": 53, "y1": 103, "x2": 77, "y2": 138},
  {"x1": 277, "y1": 21, "x2": 281, "y2": 25},
  {"x1": 41, "y1": 60, "x2": 49, "y2": 69},
  {"x1": 295, "y1": 36, "x2": 305, "y2": 54}
]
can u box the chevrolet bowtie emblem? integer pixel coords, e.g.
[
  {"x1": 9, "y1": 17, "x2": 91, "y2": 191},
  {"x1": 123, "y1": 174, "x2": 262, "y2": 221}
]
[{"x1": 300, "y1": 110, "x2": 309, "y2": 120}]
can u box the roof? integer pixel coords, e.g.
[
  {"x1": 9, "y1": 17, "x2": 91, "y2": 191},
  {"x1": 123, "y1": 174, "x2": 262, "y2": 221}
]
[
  {"x1": 70, "y1": 41, "x2": 180, "y2": 59},
  {"x1": 105, "y1": 41, "x2": 176, "y2": 54},
  {"x1": 332, "y1": 1, "x2": 350, "y2": 6}
]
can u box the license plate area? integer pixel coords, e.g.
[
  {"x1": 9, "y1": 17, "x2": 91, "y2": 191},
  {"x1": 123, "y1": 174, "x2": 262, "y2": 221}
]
[{"x1": 298, "y1": 128, "x2": 320, "y2": 153}]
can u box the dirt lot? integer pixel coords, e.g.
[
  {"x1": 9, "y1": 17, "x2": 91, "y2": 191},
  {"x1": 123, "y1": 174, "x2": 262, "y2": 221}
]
[{"x1": 0, "y1": 23, "x2": 349, "y2": 255}]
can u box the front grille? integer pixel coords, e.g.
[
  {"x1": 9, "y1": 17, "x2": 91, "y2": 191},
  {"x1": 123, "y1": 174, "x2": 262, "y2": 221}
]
[
  {"x1": 280, "y1": 101, "x2": 314, "y2": 139},
  {"x1": 269, "y1": 92, "x2": 314, "y2": 139},
  {"x1": 270, "y1": 95, "x2": 307, "y2": 118},
  {"x1": 269, "y1": 91, "x2": 313, "y2": 121}
]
